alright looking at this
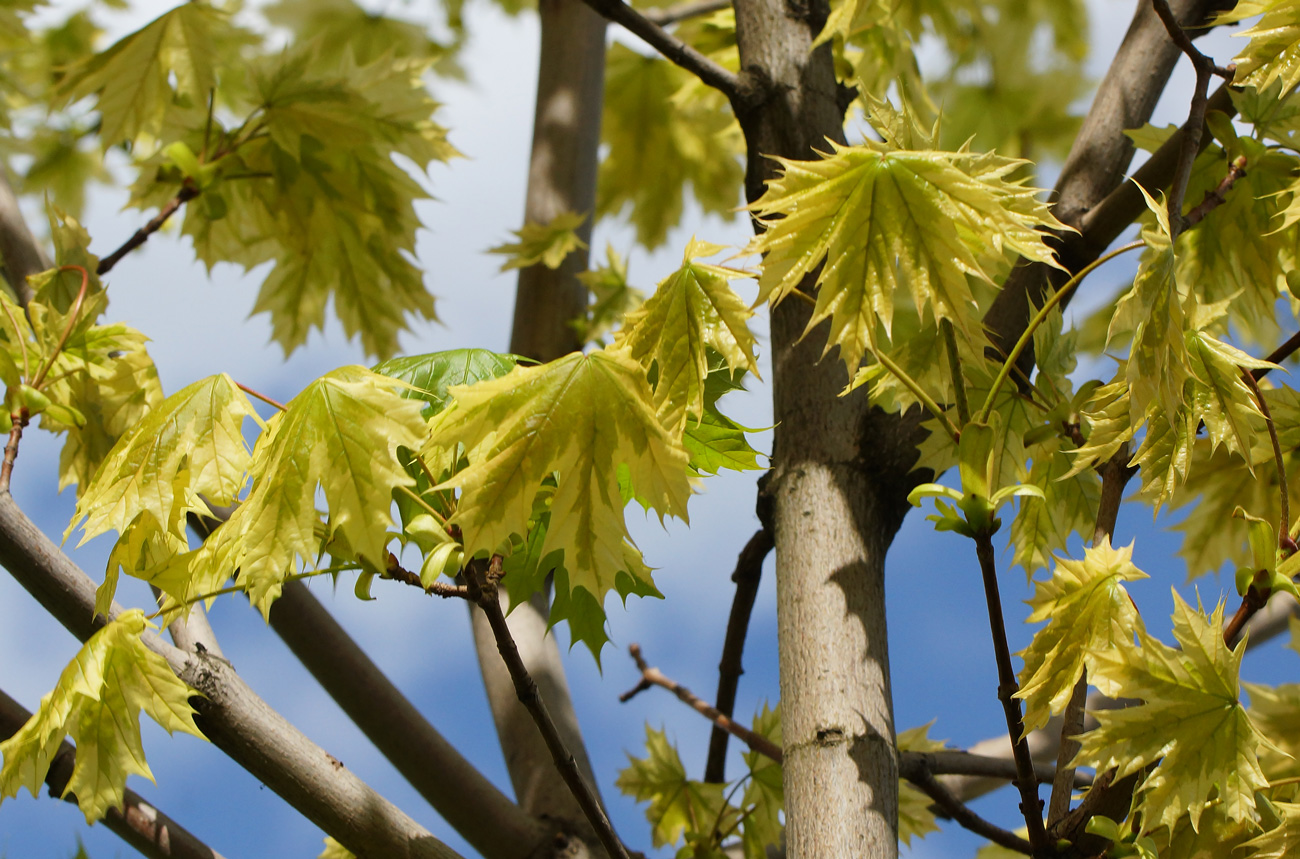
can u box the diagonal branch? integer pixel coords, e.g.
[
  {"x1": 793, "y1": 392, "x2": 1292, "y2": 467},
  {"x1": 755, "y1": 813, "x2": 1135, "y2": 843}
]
[
  {"x1": 643, "y1": 0, "x2": 730, "y2": 26},
  {"x1": 0, "y1": 168, "x2": 49, "y2": 306},
  {"x1": 705, "y1": 527, "x2": 773, "y2": 783},
  {"x1": 0, "y1": 491, "x2": 466, "y2": 859},
  {"x1": 0, "y1": 687, "x2": 228, "y2": 859},
  {"x1": 908, "y1": 766, "x2": 1032, "y2": 855}
]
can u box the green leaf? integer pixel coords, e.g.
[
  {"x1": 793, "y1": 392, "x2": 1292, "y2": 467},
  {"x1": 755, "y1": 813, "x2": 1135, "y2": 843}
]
[
  {"x1": 1186, "y1": 332, "x2": 1271, "y2": 463},
  {"x1": 896, "y1": 723, "x2": 945, "y2": 845},
  {"x1": 616, "y1": 725, "x2": 737, "y2": 849},
  {"x1": 1074, "y1": 592, "x2": 1272, "y2": 833},
  {"x1": 373, "y1": 349, "x2": 520, "y2": 417},
  {"x1": 429, "y1": 350, "x2": 690, "y2": 654},
  {"x1": 1240, "y1": 801, "x2": 1300, "y2": 859},
  {"x1": 617, "y1": 238, "x2": 758, "y2": 430},
  {"x1": 0, "y1": 610, "x2": 204, "y2": 823},
  {"x1": 598, "y1": 44, "x2": 743, "y2": 249},
  {"x1": 263, "y1": 0, "x2": 457, "y2": 70},
  {"x1": 745, "y1": 137, "x2": 1065, "y2": 373},
  {"x1": 1009, "y1": 437, "x2": 1101, "y2": 577},
  {"x1": 740, "y1": 704, "x2": 783, "y2": 858},
  {"x1": 1221, "y1": 0, "x2": 1300, "y2": 98},
  {"x1": 1016, "y1": 538, "x2": 1148, "y2": 734},
  {"x1": 488, "y1": 211, "x2": 588, "y2": 271},
  {"x1": 56, "y1": 2, "x2": 239, "y2": 147},
  {"x1": 575, "y1": 246, "x2": 645, "y2": 345},
  {"x1": 197, "y1": 367, "x2": 427, "y2": 615}
]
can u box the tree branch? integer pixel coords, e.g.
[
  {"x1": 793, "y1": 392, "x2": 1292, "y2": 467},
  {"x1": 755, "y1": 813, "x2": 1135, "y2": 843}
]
[
  {"x1": 466, "y1": 557, "x2": 632, "y2": 859},
  {"x1": 621, "y1": 642, "x2": 784, "y2": 765},
  {"x1": 643, "y1": 0, "x2": 730, "y2": 26},
  {"x1": 705, "y1": 527, "x2": 773, "y2": 783},
  {"x1": 96, "y1": 184, "x2": 199, "y2": 276},
  {"x1": 573, "y1": 0, "x2": 752, "y2": 106},
  {"x1": 908, "y1": 767, "x2": 1033, "y2": 855},
  {"x1": 0, "y1": 491, "x2": 466, "y2": 859},
  {"x1": 0, "y1": 167, "x2": 48, "y2": 306},
  {"x1": 0, "y1": 687, "x2": 228, "y2": 859}
]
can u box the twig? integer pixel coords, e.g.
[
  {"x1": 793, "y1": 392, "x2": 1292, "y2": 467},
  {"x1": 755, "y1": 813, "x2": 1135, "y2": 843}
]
[
  {"x1": 236, "y1": 381, "x2": 287, "y2": 412},
  {"x1": 466, "y1": 556, "x2": 632, "y2": 859},
  {"x1": 643, "y1": 0, "x2": 730, "y2": 25},
  {"x1": 0, "y1": 406, "x2": 29, "y2": 492},
  {"x1": 705, "y1": 527, "x2": 773, "y2": 783},
  {"x1": 621, "y1": 642, "x2": 783, "y2": 764},
  {"x1": 900, "y1": 750, "x2": 1092, "y2": 788},
  {"x1": 1151, "y1": 0, "x2": 1231, "y2": 235},
  {"x1": 574, "y1": 0, "x2": 755, "y2": 108},
  {"x1": 382, "y1": 553, "x2": 470, "y2": 599},
  {"x1": 973, "y1": 532, "x2": 1046, "y2": 852},
  {"x1": 96, "y1": 184, "x2": 200, "y2": 276},
  {"x1": 1183, "y1": 154, "x2": 1248, "y2": 229},
  {"x1": 908, "y1": 766, "x2": 1033, "y2": 855}
]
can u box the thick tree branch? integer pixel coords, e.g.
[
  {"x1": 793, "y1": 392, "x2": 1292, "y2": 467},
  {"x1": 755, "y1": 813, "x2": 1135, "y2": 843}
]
[
  {"x1": 0, "y1": 687, "x2": 227, "y2": 859},
  {"x1": 466, "y1": 558, "x2": 632, "y2": 859},
  {"x1": 0, "y1": 168, "x2": 48, "y2": 305},
  {"x1": 705, "y1": 527, "x2": 773, "y2": 783},
  {"x1": 908, "y1": 767, "x2": 1032, "y2": 855},
  {"x1": 0, "y1": 491, "x2": 466, "y2": 859}
]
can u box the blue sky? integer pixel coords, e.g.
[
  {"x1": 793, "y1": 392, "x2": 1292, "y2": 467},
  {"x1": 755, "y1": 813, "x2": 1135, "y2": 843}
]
[{"x1": 1, "y1": 3, "x2": 1293, "y2": 859}]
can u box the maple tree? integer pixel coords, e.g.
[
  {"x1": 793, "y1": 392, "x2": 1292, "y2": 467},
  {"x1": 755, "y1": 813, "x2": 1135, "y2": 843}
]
[{"x1": 8, "y1": 0, "x2": 1300, "y2": 858}]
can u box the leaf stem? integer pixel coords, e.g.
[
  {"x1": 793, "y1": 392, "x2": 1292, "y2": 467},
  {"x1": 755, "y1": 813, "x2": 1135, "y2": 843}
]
[
  {"x1": 941, "y1": 318, "x2": 970, "y2": 426},
  {"x1": 30, "y1": 264, "x2": 89, "y2": 390},
  {"x1": 0, "y1": 297, "x2": 29, "y2": 380},
  {"x1": 145, "y1": 567, "x2": 354, "y2": 620},
  {"x1": 978, "y1": 240, "x2": 1143, "y2": 425},
  {"x1": 874, "y1": 347, "x2": 959, "y2": 440},
  {"x1": 1242, "y1": 371, "x2": 1289, "y2": 542},
  {"x1": 397, "y1": 484, "x2": 450, "y2": 527},
  {"x1": 236, "y1": 381, "x2": 287, "y2": 412},
  {"x1": 972, "y1": 532, "x2": 1047, "y2": 853}
]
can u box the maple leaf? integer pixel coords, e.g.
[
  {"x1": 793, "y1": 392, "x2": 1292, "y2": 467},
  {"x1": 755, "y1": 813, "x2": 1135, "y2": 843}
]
[
  {"x1": 373, "y1": 348, "x2": 521, "y2": 418},
  {"x1": 1239, "y1": 801, "x2": 1300, "y2": 859},
  {"x1": 0, "y1": 610, "x2": 204, "y2": 823},
  {"x1": 1186, "y1": 332, "x2": 1271, "y2": 462},
  {"x1": 740, "y1": 704, "x2": 783, "y2": 858},
  {"x1": 429, "y1": 350, "x2": 690, "y2": 645},
  {"x1": 263, "y1": 0, "x2": 457, "y2": 69},
  {"x1": 598, "y1": 44, "x2": 743, "y2": 249},
  {"x1": 896, "y1": 723, "x2": 945, "y2": 846},
  {"x1": 745, "y1": 136, "x2": 1065, "y2": 373},
  {"x1": 617, "y1": 238, "x2": 758, "y2": 430},
  {"x1": 1074, "y1": 592, "x2": 1272, "y2": 833},
  {"x1": 1009, "y1": 439, "x2": 1101, "y2": 577},
  {"x1": 1221, "y1": 0, "x2": 1300, "y2": 98},
  {"x1": 1245, "y1": 681, "x2": 1300, "y2": 781},
  {"x1": 616, "y1": 725, "x2": 738, "y2": 849},
  {"x1": 488, "y1": 211, "x2": 588, "y2": 272},
  {"x1": 576, "y1": 246, "x2": 645, "y2": 345},
  {"x1": 56, "y1": 2, "x2": 240, "y2": 147},
  {"x1": 1016, "y1": 538, "x2": 1148, "y2": 734},
  {"x1": 193, "y1": 366, "x2": 427, "y2": 615}
]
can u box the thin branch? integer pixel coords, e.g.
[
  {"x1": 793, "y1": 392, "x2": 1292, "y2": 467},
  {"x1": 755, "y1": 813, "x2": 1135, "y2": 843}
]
[
  {"x1": 900, "y1": 750, "x2": 1091, "y2": 788},
  {"x1": 705, "y1": 527, "x2": 773, "y2": 783},
  {"x1": 1183, "y1": 154, "x2": 1248, "y2": 229},
  {"x1": 621, "y1": 642, "x2": 784, "y2": 764},
  {"x1": 236, "y1": 381, "x2": 287, "y2": 412},
  {"x1": 0, "y1": 491, "x2": 467, "y2": 859},
  {"x1": 908, "y1": 767, "x2": 1033, "y2": 855},
  {"x1": 643, "y1": 0, "x2": 730, "y2": 26},
  {"x1": 1151, "y1": 0, "x2": 1231, "y2": 234},
  {"x1": 96, "y1": 184, "x2": 200, "y2": 276},
  {"x1": 973, "y1": 532, "x2": 1046, "y2": 852},
  {"x1": 0, "y1": 688, "x2": 228, "y2": 859},
  {"x1": 1259, "y1": 329, "x2": 1300, "y2": 379},
  {"x1": 466, "y1": 556, "x2": 633, "y2": 859},
  {"x1": 382, "y1": 553, "x2": 471, "y2": 599},
  {"x1": 0, "y1": 406, "x2": 29, "y2": 492},
  {"x1": 574, "y1": 0, "x2": 753, "y2": 107}
]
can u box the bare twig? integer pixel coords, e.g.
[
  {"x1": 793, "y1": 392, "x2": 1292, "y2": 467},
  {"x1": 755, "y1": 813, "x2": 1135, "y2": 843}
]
[
  {"x1": 973, "y1": 532, "x2": 1046, "y2": 852},
  {"x1": 0, "y1": 406, "x2": 29, "y2": 492},
  {"x1": 0, "y1": 688, "x2": 228, "y2": 859},
  {"x1": 908, "y1": 767, "x2": 1033, "y2": 855},
  {"x1": 643, "y1": 0, "x2": 730, "y2": 26},
  {"x1": 574, "y1": 0, "x2": 754, "y2": 107},
  {"x1": 1183, "y1": 154, "x2": 1248, "y2": 229},
  {"x1": 96, "y1": 184, "x2": 200, "y2": 276},
  {"x1": 381, "y1": 553, "x2": 471, "y2": 599},
  {"x1": 622, "y1": 642, "x2": 784, "y2": 764},
  {"x1": 467, "y1": 556, "x2": 632, "y2": 859},
  {"x1": 705, "y1": 527, "x2": 773, "y2": 783},
  {"x1": 900, "y1": 750, "x2": 1092, "y2": 788}
]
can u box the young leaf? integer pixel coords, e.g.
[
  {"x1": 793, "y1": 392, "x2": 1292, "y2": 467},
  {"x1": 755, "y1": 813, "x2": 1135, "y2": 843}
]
[
  {"x1": 1221, "y1": 0, "x2": 1300, "y2": 98},
  {"x1": 617, "y1": 238, "x2": 758, "y2": 430},
  {"x1": 1074, "y1": 592, "x2": 1271, "y2": 833},
  {"x1": 488, "y1": 211, "x2": 588, "y2": 272},
  {"x1": 0, "y1": 610, "x2": 204, "y2": 823},
  {"x1": 373, "y1": 348, "x2": 520, "y2": 418},
  {"x1": 203, "y1": 366, "x2": 427, "y2": 615},
  {"x1": 746, "y1": 138, "x2": 1065, "y2": 373},
  {"x1": 740, "y1": 704, "x2": 783, "y2": 858},
  {"x1": 616, "y1": 725, "x2": 737, "y2": 849},
  {"x1": 896, "y1": 723, "x2": 945, "y2": 845},
  {"x1": 429, "y1": 349, "x2": 690, "y2": 646},
  {"x1": 1009, "y1": 438, "x2": 1101, "y2": 577},
  {"x1": 1016, "y1": 538, "x2": 1148, "y2": 734},
  {"x1": 575, "y1": 246, "x2": 645, "y2": 345}
]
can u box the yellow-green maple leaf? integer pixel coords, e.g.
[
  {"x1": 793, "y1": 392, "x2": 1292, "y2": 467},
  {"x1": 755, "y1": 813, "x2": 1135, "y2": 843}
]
[
  {"x1": 745, "y1": 138, "x2": 1065, "y2": 373},
  {"x1": 1240, "y1": 801, "x2": 1300, "y2": 859},
  {"x1": 896, "y1": 723, "x2": 945, "y2": 846},
  {"x1": 1245, "y1": 681, "x2": 1300, "y2": 781},
  {"x1": 488, "y1": 211, "x2": 588, "y2": 272},
  {"x1": 0, "y1": 610, "x2": 204, "y2": 823},
  {"x1": 1221, "y1": 0, "x2": 1300, "y2": 98},
  {"x1": 197, "y1": 366, "x2": 426, "y2": 615},
  {"x1": 1186, "y1": 332, "x2": 1271, "y2": 463},
  {"x1": 740, "y1": 704, "x2": 783, "y2": 858},
  {"x1": 617, "y1": 238, "x2": 757, "y2": 430},
  {"x1": 70, "y1": 373, "x2": 257, "y2": 547},
  {"x1": 56, "y1": 2, "x2": 238, "y2": 147},
  {"x1": 616, "y1": 725, "x2": 737, "y2": 849},
  {"x1": 1009, "y1": 439, "x2": 1101, "y2": 576},
  {"x1": 1016, "y1": 539, "x2": 1148, "y2": 734},
  {"x1": 430, "y1": 350, "x2": 690, "y2": 613},
  {"x1": 1074, "y1": 592, "x2": 1271, "y2": 833}
]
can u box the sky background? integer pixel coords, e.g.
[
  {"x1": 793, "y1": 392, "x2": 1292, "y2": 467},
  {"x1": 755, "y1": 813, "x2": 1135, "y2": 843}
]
[{"x1": 1, "y1": 2, "x2": 1297, "y2": 858}]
